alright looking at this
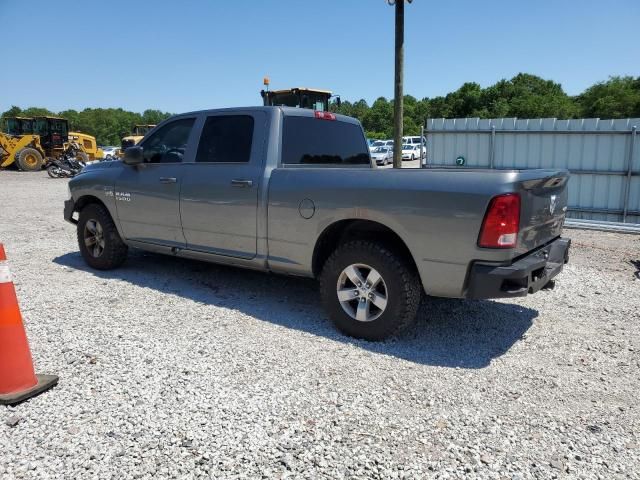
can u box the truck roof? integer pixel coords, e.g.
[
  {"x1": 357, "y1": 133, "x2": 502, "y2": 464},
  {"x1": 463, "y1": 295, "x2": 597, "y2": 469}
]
[{"x1": 168, "y1": 106, "x2": 361, "y2": 126}]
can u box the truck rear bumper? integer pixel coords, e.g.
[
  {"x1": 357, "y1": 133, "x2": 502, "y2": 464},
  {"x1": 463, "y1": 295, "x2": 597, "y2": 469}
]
[{"x1": 465, "y1": 237, "x2": 571, "y2": 299}]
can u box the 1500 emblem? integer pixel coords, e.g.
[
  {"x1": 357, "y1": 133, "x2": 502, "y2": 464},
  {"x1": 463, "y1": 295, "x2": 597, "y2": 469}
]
[{"x1": 115, "y1": 192, "x2": 131, "y2": 202}]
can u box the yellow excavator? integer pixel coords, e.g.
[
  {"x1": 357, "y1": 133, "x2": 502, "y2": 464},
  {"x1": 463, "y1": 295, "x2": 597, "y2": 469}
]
[
  {"x1": 117, "y1": 124, "x2": 156, "y2": 157},
  {"x1": 260, "y1": 77, "x2": 337, "y2": 111},
  {"x1": 0, "y1": 116, "x2": 103, "y2": 170},
  {"x1": 0, "y1": 129, "x2": 47, "y2": 171}
]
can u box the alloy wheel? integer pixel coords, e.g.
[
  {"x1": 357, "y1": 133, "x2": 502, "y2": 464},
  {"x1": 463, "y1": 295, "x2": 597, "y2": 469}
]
[
  {"x1": 336, "y1": 263, "x2": 388, "y2": 322},
  {"x1": 84, "y1": 219, "x2": 105, "y2": 258}
]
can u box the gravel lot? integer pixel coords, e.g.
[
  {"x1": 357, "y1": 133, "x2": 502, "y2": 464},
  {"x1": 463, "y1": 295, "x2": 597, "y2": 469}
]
[{"x1": 1, "y1": 170, "x2": 639, "y2": 480}]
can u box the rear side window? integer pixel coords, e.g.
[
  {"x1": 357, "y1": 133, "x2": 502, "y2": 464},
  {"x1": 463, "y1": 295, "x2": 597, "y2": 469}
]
[
  {"x1": 142, "y1": 118, "x2": 195, "y2": 163},
  {"x1": 196, "y1": 115, "x2": 254, "y2": 163},
  {"x1": 282, "y1": 116, "x2": 370, "y2": 165}
]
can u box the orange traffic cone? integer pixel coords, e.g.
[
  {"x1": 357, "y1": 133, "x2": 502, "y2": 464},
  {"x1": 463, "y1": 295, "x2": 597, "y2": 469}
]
[{"x1": 0, "y1": 244, "x2": 58, "y2": 405}]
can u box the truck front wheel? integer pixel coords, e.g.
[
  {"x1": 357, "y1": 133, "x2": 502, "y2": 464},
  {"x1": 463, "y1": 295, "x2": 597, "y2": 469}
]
[
  {"x1": 319, "y1": 240, "x2": 421, "y2": 341},
  {"x1": 77, "y1": 203, "x2": 128, "y2": 270}
]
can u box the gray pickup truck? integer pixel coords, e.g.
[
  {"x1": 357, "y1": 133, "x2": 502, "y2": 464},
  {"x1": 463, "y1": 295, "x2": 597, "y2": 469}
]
[{"x1": 64, "y1": 107, "x2": 570, "y2": 340}]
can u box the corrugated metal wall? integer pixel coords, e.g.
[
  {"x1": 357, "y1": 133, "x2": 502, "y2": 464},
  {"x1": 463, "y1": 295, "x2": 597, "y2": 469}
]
[{"x1": 426, "y1": 118, "x2": 640, "y2": 224}]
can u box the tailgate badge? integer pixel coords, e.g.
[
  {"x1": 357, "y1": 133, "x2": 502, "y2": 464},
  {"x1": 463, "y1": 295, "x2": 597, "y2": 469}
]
[{"x1": 549, "y1": 195, "x2": 557, "y2": 215}]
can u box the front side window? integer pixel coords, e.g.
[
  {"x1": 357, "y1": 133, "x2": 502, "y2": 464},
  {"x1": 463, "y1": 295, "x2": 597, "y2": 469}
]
[
  {"x1": 34, "y1": 119, "x2": 48, "y2": 136},
  {"x1": 195, "y1": 115, "x2": 254, "y2": 163},
  {"x1": 282, "y1": 116, "x2": 369, "y2": 165},
  {"x1": 142, "y1": 118, "x2": 195, "y2": 164},
  {"x1": 5, "y1": 119, "x2": 19, "y2": 135}
]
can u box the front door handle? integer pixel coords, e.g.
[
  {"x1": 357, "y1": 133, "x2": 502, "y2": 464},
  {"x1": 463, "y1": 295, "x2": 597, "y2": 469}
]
[
  {"x1": 159, "y1": 177, "x2": 177, "y2": 184},
  {"x1": 231, "y1": 179, "x2": 253, "y2": 188}
]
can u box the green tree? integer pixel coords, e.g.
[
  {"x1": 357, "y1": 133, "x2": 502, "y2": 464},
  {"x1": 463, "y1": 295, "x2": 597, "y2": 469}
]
[
  {"x1": 481, "y1": 74, "x2": 579, "y2": 118},
  {"x1": 3, "y1": 73, "x2": 637, "y2": 145},
  {"x1": 21, "y1": 107, "x2": 57, "y2": 117},
  {"x1": 1, "y1": 106, "x2": 24, "y2": 118},
  {"x1": 141, "y1": 109, "x2": 172, "y2": 125},
  {"x1": 577, "y1": 76, "x2": 640, "y2": 118},
  {"x1": 363, "y1": 97, "x2": 393, "y2": 138}
]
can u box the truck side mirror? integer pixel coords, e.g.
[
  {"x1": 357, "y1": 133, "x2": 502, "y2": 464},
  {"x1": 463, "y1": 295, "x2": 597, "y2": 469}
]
[{"x1": 123, "y1": 146, "x2": 144, "y2": 165}]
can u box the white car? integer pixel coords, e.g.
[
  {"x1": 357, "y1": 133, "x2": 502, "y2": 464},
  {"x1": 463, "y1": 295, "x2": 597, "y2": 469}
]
[
  {"x1": 401, "y1": 144, "x2": 422, "y2": 161},
  {"x1": 101, "y1": 146, "x2": 120, "y2": 160},
  {"x1": 370, "y1": 146, "x2": 393, "y2": 166},
  {"x1": 369, "y1": 140, "x2": 386, "y2": 151},
  {"x1": 402, "y1": 136, "x2": 426, "y2": 147}
]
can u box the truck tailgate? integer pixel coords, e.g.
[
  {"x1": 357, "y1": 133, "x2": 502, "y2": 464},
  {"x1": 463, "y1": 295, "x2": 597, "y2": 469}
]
[{"x1": 517, "y1": 171, "x2": 569, "y2": 255}]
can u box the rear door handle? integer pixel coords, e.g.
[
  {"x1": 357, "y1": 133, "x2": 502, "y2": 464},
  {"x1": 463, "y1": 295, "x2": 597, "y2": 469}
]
[
  {"x1": 159, "y1": 177, "x2": 177, "y2": 184},
  {"x1": 231, "y1": 179, "x2": 253, "y2": 188}
]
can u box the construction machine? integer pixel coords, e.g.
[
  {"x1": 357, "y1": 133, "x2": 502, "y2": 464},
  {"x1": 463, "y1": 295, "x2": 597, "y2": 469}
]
[
  {"x1": 118, "y1": 124, "x2": 156, "y2": 156},
  {"x1": 33, "y1": 116, "x2": 69, "y2": 158},
  {"x1": 0, "y1": 116, "x2": 103, "y2": 170},
  {"x1": 0, "y1": 131, "x2": 47, "y2": 171},
  {"x1": 67, "y1": 132, "x2": 103, "y2": 161},
  {"x1": 4, "y1": 117, "x2": 35, "y2": 136},
  {"x1": 260, "y1": 77, "x2": 338, "y2": 112}
]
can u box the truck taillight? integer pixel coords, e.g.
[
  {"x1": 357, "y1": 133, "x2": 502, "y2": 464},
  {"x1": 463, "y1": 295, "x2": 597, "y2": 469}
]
[
  {"x1": 478, "y1": 193, "x2": 520, "y2": 248},
  {"x1": 314, "y1": 111, "x2": 336, "y2": 121}
]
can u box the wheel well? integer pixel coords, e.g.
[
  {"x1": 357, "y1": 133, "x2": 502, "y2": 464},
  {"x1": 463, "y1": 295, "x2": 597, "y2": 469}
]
[
  {"x1": 312, "y1": 219, "x2": 417, "y2": 277},
  {"x1": 75, "y1": 195, "x2": 108, "y2": 213}
]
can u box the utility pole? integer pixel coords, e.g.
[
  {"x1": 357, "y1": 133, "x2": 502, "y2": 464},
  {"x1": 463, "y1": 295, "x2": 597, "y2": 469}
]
[{"x1": 388, "y1": 0, "x2": 411, "y2": 168}]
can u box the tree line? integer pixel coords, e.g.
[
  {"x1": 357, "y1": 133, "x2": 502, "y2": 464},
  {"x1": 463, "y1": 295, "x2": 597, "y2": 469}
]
[
  {"x1": 0, "y1": 107, "x2": 172, "y2": 146},
  {"x1": 2, "y1": 74, "x2": 639, "y2": 144},
  {"x1": 331, "y1": 74, "x2": 640, "y2": 138}
]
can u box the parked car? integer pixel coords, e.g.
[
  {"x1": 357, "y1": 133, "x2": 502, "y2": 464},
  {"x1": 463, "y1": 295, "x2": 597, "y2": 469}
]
[
  {"x1": 403, "y1": 136, "x2": 426, "y2": 147},
  {"x1": 65, "y1": 106, "x2": 571, "y2": 341},
  {"x1": 369, "y1": 140, "x2": 386, "y2": 151},
  {"x1": 101, "y1": 146, "x2": 120, "y2": 160},
  {"x1": 370, "y1": 146, "x2": 393, "y2": 165},
  {"x1": 401, "y1": 144, "x2": 422, "y2": 161}
]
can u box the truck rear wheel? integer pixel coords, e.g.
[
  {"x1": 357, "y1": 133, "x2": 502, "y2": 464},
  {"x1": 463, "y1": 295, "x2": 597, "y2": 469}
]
[
  {"x1": 319, "y1": 240, "x2": 421, "y2": 341},
  {"x1": 77, "y1": 203, "x2": 128, "y2": 270},
  {"x1": 16, "y1": 148, "x2": 44, "y2": 171}
]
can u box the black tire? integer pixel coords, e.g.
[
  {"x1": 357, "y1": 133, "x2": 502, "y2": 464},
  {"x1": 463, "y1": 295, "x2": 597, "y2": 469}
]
[
  {"x1": 77, "y1": 203, "x2": 128, "y2": 270},
  {"x1": 319, "y1": 240, "x2": 421, "y2": 341},
  {"x1": 16, "y1": 148, "x2": 44, "y2": 171},
  {"x1": 46, "y1": 165, "x2": 61, "y2": 178}
]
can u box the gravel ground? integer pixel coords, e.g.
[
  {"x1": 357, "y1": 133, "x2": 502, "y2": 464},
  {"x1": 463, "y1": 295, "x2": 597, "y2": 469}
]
[{"x1": 0, "y1": 170, "x2": 639, "y2": 480}]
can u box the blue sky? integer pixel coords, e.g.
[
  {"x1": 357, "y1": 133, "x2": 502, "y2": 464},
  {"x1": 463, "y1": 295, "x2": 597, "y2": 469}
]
[{"x1": 0, "y1": 0, "x2": 638, "y2": 114}]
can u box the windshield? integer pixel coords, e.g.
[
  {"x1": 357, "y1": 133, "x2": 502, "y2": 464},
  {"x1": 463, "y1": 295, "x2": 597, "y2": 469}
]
[
  {"x1": 34, "y1": 118, "x2": 48, "y2": 136},
  {"x1": 372, "y1": 141, "x2": 384, "y2": 147},
  {"x1": 134, "y1": 126, "x2": 154, "y2": 136},
  {"x1": 374, "y1": 147, "x2": 389, "y2": 153},
  {"x1": 4, "y1": 118, "x2": 30, "y2": 135}
]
